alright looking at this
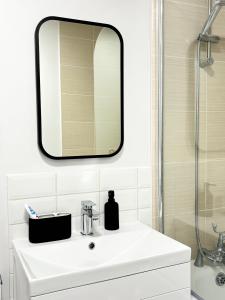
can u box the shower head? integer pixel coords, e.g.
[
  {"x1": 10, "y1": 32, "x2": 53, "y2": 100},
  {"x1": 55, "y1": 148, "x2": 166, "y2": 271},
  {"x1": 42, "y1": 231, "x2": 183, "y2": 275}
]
[{"x1": 200, "y1": 0, "x2": 225, "y2": 35}]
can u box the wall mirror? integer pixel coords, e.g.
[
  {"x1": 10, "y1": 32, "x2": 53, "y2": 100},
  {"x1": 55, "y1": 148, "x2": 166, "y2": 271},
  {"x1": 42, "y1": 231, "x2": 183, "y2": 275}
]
[{"x1": 35, "y1": 17, "x2": 124, "y2": 159}]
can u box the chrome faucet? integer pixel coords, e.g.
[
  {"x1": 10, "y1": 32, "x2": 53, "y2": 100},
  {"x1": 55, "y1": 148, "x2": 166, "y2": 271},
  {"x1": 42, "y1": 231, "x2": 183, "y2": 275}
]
[
  {"x1": 213, "y1": 224, "x2": 225, "y2": 249},
  {"x1": 203, "y1": 223, "x2": 225, "y2": 264},
  {"x1": 80, "y1": 201, "x2": 99, "y2": 235}
]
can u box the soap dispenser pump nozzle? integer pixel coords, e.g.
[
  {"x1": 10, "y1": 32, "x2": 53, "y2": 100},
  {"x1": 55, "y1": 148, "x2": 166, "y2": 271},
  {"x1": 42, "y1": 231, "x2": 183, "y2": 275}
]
[{"x1": 108, "y1": 190, "x2": 115, "y2": 200}]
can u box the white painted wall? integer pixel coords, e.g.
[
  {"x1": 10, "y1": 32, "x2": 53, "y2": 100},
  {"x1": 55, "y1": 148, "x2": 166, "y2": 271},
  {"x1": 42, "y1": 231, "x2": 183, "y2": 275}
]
[
  {"x1": 39, "y1": 20, "x2": 62, "y2": 157},
  {"x1": 0, "y1": 0, "x2": 152, "y2": 299}
]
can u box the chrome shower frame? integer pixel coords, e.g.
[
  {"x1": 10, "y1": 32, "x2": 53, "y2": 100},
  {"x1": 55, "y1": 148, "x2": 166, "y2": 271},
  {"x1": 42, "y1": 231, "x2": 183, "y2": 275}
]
[
  {"x1": 156, "y1": 0, "x2": 225, "y2": 297},
  {"x1": 194, "y1": 0, "x2": 225, "y2": 267},
  {"x1": 157, "y1": 0, "x2": 164, "y2": 233},
  {"x1": 157, "y1": 0, "x2": 225, "y2": 246},
  {"x1": 194, "y1": 40, "x2": 206, "y2": 265},
  {"x1": 157, "y1": 0, "x2": 218, "y2": 233}
]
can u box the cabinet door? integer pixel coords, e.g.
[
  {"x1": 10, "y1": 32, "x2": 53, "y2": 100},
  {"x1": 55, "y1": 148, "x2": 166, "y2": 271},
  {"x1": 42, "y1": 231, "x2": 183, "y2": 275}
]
[
  {"x1": 32, "y1": 288, "x2": 191, "y2": 300},
  {"x1": 33, "y1": 263, "x2": 190, "y2": 300},
  {"x1": 147, "y1": 288, "x2": 191, "y2": 300},
  {"x1": 32, "y1": 279, "x2": 136, "y2": 300}
]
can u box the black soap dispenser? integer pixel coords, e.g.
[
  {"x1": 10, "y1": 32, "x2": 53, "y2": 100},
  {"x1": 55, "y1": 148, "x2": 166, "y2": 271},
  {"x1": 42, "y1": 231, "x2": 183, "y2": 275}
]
[{"x1": 104, "y1": 190, "x2": 119, "y2": 230}]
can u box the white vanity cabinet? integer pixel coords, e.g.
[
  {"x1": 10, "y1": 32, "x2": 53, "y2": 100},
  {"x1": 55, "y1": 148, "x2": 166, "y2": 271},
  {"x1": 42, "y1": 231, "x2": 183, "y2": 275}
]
[
  {"x1": 13, "y1": 223, "x2": 191, "y2": 300},
  {"x1": 32, "y1": 263, "x2": 191, "y2": 300}
]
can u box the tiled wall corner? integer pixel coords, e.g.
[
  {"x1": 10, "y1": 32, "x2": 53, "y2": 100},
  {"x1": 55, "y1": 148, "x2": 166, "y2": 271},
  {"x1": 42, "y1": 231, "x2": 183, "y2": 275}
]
[
  {"x1": 138, "y1": 167, "x2": 152, "y2": 188},
  {"x1": 138, "y1": 188, "x2": 152, "y2": 209}
]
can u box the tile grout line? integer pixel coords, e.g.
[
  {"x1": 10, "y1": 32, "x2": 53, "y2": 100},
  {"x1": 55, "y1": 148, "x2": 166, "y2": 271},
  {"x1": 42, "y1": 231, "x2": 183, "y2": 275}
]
[{"x1": 166, "y1": 0, "x2": 207, "y2": 9}]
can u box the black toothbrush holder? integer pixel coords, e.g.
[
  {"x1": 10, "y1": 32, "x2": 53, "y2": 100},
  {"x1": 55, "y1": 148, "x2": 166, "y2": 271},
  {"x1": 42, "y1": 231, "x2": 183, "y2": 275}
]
[{"x1": 29, "y1": 213, "x2": 71, "y2": 243}]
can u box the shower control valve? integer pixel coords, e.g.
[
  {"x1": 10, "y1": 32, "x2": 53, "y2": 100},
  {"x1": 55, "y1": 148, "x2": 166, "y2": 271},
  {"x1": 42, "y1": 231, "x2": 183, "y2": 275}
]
[
  {"x1": 212, "y1": 223, "x2": 225, "y2": 236},
  {"x1": 212, "y1": 223, "x2": 225, "y2": 252}
]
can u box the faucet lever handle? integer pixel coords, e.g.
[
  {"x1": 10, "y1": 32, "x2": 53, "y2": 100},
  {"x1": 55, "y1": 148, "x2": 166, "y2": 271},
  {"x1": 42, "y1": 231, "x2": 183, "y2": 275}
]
[
  {"x1": 212, "y1": 223, "x2": 218, "y2": 233},
  {"x1": 81, "y1": 201, "x2": 96, "y2": 210},
  {"x1": 212, "y1": 223, "x2": 225, "y2": 236},
  {"x1": 92, "y1": 209, "x2": 99, "y2": 221}
]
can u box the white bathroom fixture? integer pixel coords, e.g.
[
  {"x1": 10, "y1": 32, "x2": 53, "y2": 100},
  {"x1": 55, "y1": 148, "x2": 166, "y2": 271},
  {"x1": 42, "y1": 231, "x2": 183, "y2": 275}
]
[{"x1": 13, "y1": 222, "x2": 191, "y2": 300}]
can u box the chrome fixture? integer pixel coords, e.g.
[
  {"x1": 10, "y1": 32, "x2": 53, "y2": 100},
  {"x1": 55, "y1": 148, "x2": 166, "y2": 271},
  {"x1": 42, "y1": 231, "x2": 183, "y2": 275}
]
[
  {"x1": 200, "y1": 0, "x2": 225, "y2": 36},
  {"x1": 81, "y1": 201, "x2": 99, "y2": 235},
  {"x1": 216, "y1": 272, "x2": 225, "y2": 286},
  {"x1": 198, "y1": 0, "x2": 225, "y2": 68},
  {"x1": 204, "y1": 224, "x2": 225, "y2": 263},
  {"x1": 198, "y1": 33, "x2": 219, "y2": 68},
  {"x1": 158, "y1": 0, "x2": 165, "y2": 233},
  {"x1": 195, "y1": 223, "x2": 225, "y2": 266},
  {"x1": 194, "y1": 31, "x2": 207, "y2": 266},
  {"x1": 198, "y1": 34, "x2": 220, "y2": 43},
  {"x1": 194, "y1": 250, "x2": 204, "y2": 267}
]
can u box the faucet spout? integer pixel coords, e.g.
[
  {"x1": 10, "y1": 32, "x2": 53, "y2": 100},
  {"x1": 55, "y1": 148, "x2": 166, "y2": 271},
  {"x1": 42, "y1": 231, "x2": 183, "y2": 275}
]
[
  {"x1": 80, "y1": 201, "x2": 99, "y2": 235},
  {"x1": 202, "y1": 224, "x2": 225, "y2": 264}
]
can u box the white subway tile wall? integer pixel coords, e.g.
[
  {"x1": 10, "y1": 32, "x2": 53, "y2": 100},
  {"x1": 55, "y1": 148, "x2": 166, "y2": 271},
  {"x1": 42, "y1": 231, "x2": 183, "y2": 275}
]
[
  {"x1": 57, "y1": 169, "x2": 99, "y2": 195},
  {"x1": 100, "y1": 168, "x2": 137, "y2": 190},
  {"x1": 7, "y1": 167, "x2": 152, "y2": 288},
  {"x1": 7, "y1": 173, "x2": 56, "y2": 200}
]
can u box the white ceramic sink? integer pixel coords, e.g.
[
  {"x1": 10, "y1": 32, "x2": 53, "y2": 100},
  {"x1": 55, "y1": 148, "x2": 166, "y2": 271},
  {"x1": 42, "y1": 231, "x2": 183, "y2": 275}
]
[{"x1": 13, "y1": 222, "x2": 191, "y2": 297}]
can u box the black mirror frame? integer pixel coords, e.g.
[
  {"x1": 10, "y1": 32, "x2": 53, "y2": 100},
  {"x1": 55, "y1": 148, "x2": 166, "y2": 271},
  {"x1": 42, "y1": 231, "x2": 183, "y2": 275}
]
[{"x1": 35, "y1": 16, "x2": 124, "y2": 160}]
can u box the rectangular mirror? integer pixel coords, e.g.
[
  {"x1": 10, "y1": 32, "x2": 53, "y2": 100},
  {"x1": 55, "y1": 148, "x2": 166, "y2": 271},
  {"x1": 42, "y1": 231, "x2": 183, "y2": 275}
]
[{"x1": 35, "y1": 17, "x2": 123, "y2": 159}]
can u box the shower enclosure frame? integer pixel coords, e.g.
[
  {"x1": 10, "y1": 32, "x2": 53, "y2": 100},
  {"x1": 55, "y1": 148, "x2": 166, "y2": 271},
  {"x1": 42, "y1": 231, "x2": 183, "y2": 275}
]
[
  {"x1": 157, "y1": 0, "x2": 165, "y2": 234},
  {"x1": 155, "y1": 0, "x2": 204, "y2": 297},
  {"x1": 156, "y1": 0, "x2": 223, "y2": 237}
]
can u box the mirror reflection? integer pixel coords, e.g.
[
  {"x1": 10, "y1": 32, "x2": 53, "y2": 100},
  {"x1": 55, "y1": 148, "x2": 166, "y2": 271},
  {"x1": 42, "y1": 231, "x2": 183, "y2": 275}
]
[{"x1": 36, "y1": 18, "x2": 123, "y2": 158}]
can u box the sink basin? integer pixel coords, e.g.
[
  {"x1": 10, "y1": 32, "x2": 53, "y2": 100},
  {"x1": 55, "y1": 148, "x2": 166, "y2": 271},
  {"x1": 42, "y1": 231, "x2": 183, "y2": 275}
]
[{"x1": 13, "y1": 222, "x2": 191, "y2": 297}]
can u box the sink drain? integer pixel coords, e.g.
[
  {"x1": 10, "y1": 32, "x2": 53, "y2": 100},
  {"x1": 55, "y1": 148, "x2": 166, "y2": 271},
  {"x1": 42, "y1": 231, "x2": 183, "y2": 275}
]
[
  {"x1": 216, "y1": 272, "x2": 225, "y2": 286},
  {"x1": 89, "y1": 242, "x2": 95, "y2": 250}
]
